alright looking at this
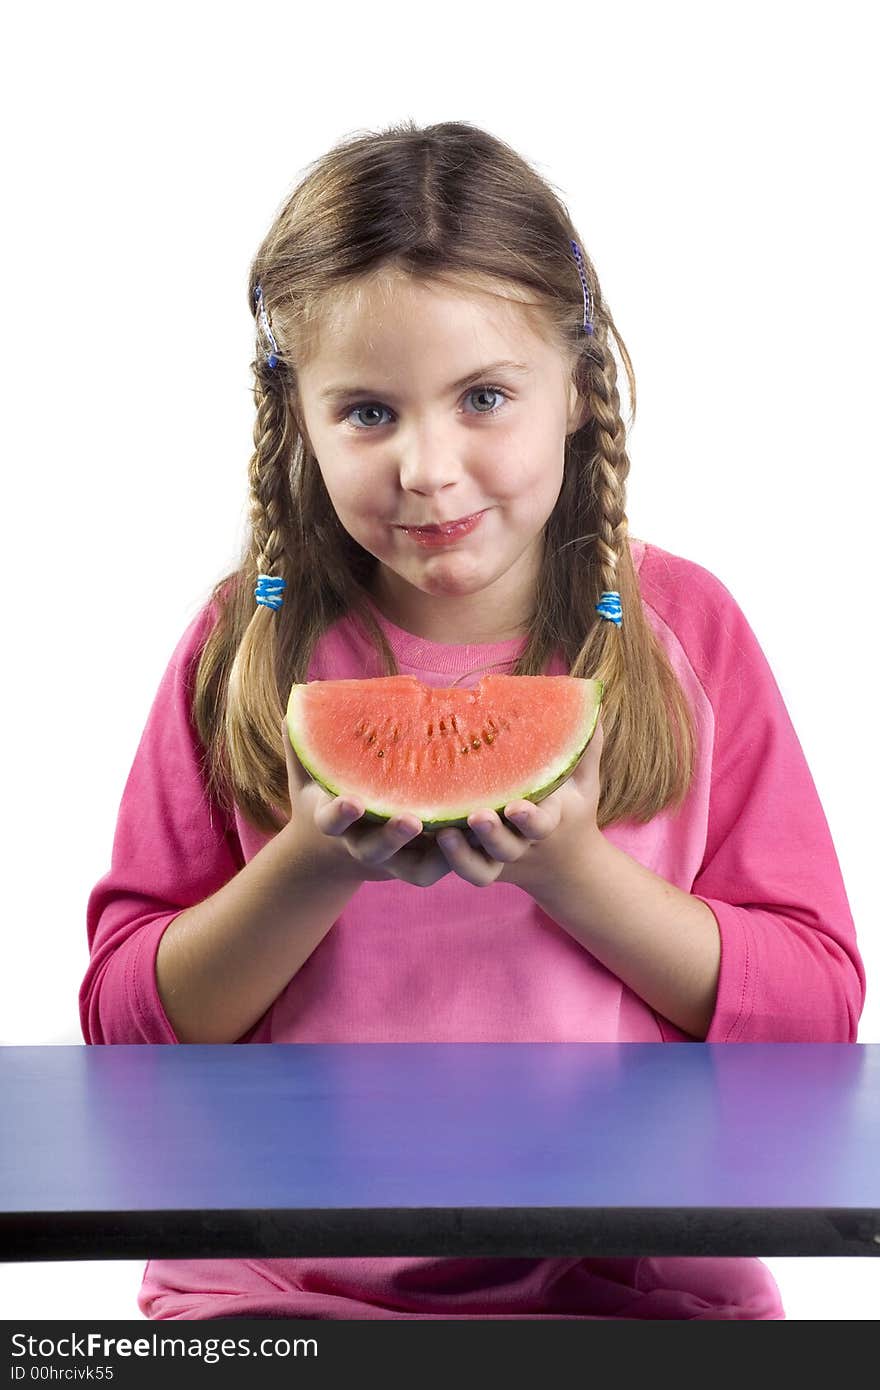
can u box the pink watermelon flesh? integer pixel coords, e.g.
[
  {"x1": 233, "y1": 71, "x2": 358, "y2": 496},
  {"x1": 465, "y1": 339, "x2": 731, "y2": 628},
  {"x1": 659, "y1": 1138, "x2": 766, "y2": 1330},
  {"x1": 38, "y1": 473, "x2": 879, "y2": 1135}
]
[{"x1": 285, "y1": 674, "x2": 604, "y2": 834}]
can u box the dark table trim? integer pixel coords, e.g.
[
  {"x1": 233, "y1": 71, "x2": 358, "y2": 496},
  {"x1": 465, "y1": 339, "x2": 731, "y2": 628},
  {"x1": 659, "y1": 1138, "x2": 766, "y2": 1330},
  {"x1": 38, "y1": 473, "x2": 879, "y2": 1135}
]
[{"x1": 3, "y1": 1206, "x2": 879, "y2": 1262}]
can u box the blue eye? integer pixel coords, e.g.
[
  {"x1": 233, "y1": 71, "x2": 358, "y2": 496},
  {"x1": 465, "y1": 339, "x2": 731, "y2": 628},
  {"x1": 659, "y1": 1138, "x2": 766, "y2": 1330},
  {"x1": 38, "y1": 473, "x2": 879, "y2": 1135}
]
[{"x1": 344, "y1": 384, "x2": 509, "y2": 431}]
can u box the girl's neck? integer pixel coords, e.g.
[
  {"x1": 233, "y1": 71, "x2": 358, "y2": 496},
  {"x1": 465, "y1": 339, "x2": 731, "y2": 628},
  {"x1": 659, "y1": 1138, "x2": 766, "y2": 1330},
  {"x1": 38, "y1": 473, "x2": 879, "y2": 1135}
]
[{"x1": 365, "y1": 570, "x2": 531, "y2": 648}]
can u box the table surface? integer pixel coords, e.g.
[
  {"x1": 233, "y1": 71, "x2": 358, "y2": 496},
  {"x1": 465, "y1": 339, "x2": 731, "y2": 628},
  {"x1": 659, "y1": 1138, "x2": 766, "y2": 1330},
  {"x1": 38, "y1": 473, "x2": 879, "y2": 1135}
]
[{"x1": 2, "y1": 1042, "x2": 879, "y2": 1260}]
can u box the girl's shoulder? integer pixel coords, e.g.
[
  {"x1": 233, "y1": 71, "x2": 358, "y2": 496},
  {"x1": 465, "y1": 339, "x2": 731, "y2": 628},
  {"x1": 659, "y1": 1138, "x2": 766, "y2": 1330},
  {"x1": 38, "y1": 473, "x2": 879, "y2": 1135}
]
[
  {"x1": 631, "y1": 538, "x2": 761, "y2": 683},
  {"x1": 157, "y1": 584, "x2": 233, "y2": 694},
  {"x1": 631, "y1": 537, "x2": 739, "y2": 614},
  {"x1": 177, "y1": 576, "x2": 239, "y2": 655}
]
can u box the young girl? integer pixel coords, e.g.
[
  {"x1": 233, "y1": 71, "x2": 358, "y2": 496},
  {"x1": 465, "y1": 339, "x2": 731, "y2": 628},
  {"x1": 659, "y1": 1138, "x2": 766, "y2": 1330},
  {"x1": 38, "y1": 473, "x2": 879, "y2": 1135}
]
[{"x1": 80, "y1": 119, "x2": 865, "y2": 1321}]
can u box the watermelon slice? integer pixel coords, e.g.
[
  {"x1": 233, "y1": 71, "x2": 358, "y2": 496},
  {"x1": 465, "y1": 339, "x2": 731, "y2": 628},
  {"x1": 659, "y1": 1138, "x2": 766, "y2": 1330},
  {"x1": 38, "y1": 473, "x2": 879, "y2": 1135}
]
[{"x1": 285, "y1": 674, "x2": 603, "y2": 833}]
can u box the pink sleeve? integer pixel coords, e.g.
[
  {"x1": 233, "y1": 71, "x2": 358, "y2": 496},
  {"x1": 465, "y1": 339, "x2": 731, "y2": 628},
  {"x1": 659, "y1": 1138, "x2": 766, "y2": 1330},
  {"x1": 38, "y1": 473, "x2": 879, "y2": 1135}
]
[
  {"x1": 79, "y1": 602, "x2": 244, "y2": 1044},
  {"x1": 646, "y1": 555, "x2": 865, "y2": 1042}
]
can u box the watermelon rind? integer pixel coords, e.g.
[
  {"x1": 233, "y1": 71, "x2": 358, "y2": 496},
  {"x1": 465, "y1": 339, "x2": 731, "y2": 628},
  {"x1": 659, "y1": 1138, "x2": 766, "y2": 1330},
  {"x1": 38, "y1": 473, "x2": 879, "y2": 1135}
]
[{"x1": 285, "y1": 676, "x2": 604, "y2": 834}]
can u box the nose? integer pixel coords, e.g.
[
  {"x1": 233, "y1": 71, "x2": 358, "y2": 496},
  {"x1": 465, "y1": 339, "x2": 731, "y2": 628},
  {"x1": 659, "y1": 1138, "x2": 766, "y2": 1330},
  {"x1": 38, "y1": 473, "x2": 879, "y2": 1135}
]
[{"x1": 397, "y1": 420, "x2": 464, "y2": 495}]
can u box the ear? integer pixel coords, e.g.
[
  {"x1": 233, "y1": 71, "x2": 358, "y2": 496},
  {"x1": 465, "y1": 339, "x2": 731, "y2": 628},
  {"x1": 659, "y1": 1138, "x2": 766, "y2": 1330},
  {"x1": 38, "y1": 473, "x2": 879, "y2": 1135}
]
[{"x1": 566, "y1": 380, "x2": 590, "y2": 436}]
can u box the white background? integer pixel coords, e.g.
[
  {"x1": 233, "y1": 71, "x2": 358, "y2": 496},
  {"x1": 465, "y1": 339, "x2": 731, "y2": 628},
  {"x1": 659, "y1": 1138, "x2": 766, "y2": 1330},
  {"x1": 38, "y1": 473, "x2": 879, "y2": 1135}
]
[{"x1": 1, "y1": 0, "x2": 878, "y2": 1322}]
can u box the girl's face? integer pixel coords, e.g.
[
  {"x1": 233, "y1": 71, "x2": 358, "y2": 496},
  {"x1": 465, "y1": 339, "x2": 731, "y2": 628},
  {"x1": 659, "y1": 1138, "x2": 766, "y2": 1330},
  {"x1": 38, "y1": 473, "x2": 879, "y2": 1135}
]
[{"x1": 295, "y1": 275, "x2": 585, "y2": 644}]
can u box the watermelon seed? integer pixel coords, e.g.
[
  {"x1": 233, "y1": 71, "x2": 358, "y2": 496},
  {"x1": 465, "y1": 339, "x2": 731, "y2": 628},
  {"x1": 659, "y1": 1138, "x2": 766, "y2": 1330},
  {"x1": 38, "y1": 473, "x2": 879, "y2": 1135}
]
[
  {"x1": 427, "y1": 722, "x2": 434, "y2": 737},
  {"x1": 483, "y1": 732, "x2": 494, "y2": 744},
  {"x1": 377, "y1": 749, "x2": 384, "y2": 758},
  {"x1": 460, "y1": 745, "x2": 469, "y2": 755},
  {"x1": 471, "y1": 738, "x2": 481, "y2": 749}
]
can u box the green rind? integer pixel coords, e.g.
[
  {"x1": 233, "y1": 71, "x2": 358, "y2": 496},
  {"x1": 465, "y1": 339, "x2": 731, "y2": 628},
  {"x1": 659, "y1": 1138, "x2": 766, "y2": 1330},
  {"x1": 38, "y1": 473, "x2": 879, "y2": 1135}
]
[{"x1": 285, "y1": 677, "x2": 604, "y2": 834}]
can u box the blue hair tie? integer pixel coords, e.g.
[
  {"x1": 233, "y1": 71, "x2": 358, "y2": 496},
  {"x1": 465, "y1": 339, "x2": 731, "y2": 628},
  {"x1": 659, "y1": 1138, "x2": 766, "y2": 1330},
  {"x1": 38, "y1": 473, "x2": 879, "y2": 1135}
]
[
  {"x1": 255, "y1": 574, "x2": 286, "y2": 611},
  {"x1": 254, "y1": 283, "x2": 279, "y2": 369},
  {"x1": 595, "y1": 591, "x2": 622, "y2": 626}
]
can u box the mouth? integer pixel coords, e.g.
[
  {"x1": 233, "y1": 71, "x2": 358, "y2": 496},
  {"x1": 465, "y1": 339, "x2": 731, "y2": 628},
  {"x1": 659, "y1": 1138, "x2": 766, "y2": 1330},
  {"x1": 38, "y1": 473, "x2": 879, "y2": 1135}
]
[
  {"x1": 397, "y1": 509, "x2": 487, "y2": 535},
  {"x1": 396, "y1": 509, "x2": 488, "y2": 548}
]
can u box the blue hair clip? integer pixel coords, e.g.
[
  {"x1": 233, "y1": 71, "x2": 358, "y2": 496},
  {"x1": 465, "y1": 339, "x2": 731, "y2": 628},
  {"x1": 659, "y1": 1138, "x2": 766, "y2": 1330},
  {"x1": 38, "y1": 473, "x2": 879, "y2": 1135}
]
[
  {"x1": 255, "y1": 574, "x2": 286, "y2": 611},
  {"x1": 569, "y1": 240, "x2": 595, "y2": 336},
  {"x1": 595, "y1": 591, "x2": 622, "y2": 626},
  {"x1": 254, "y1": 283, "x2": 279, "y2": 369}
]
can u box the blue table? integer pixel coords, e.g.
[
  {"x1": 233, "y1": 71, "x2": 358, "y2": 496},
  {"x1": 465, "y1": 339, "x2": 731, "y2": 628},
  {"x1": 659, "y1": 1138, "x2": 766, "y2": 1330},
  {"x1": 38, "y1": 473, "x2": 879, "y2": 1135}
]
[{"x1": 1, "y1": 1043, "x2": 878, "y2": 1261}]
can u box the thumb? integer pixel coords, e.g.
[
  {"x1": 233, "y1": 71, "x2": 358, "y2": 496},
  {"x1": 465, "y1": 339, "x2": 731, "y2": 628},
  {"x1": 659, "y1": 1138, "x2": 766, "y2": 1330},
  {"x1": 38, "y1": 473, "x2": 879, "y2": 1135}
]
[
  {"x1": 576, "y1": 714, "x2": 604, "y2": 772},
  {"x1": 281, "y1": 716, "x2": 309, "y2": 791}
]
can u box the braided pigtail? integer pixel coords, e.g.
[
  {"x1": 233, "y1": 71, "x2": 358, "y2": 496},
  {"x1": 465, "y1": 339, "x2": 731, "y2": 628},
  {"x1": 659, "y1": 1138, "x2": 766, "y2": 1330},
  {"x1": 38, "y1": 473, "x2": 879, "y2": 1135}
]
[
  {"x1": 212, "y1": 345, "x2": 297, "y2": 830},
  {"x1": 564, "y1": 294, "x2": 696, "y2": 825}
]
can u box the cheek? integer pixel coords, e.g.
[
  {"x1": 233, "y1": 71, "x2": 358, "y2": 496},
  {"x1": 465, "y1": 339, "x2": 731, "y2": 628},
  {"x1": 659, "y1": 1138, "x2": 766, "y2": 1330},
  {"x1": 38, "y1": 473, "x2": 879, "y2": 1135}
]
[
  {"x1": 494, "y1": 439, "x2": 563, "y2": 509},
  {"x1": 330, "y1": 481, "x2": 398, "y2": 542},
  {"x1": 319, "y1": 466, "x2": 376, "y2": 519}
]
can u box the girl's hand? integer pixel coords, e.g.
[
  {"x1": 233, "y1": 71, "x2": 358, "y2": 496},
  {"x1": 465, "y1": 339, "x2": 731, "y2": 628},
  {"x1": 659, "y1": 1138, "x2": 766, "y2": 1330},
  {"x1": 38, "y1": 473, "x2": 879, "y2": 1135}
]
[
  {"x1": 282, "y1": 720, "x2": 454, "y2": 889},
  {"x1": 435, "y1": 717, "x2": 606, "y2": 890}
]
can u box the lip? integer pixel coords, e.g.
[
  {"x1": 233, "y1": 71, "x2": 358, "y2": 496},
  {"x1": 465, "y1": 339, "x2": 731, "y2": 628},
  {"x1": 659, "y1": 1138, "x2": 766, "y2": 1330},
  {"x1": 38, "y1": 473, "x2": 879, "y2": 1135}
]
[{"x1": 398, "y1": 509, "x2": 487, "y2": 546}]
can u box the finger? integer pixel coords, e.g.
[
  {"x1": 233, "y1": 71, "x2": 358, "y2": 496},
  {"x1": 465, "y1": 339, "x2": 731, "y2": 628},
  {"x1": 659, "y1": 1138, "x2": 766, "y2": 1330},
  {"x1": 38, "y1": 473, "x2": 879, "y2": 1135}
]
[
  {"x1": 501, "y1": 803, "x2": 540, "y2": 836},
  {"x1": 588, "y1": 716, "x2": 604, "y2": 758},
  {"x1": 355, "y1": 815, "x2": 424, "y2": 864},
  {"x1": 281, "y1": 719, "x2": 309, "y2": 790},
  {"x1": 281, "y1": 718, "x2": 293, "y2": 760},
  {"x1": 504, "y1": 800, "x2": 560, "y2": 840},
  {"x1": 437, "y1": 828, "x2": 505, "y2": 885},
  {"x1": 314, "y1": 796, "x2": 366, "y2": 836},
  {"x1": 392, "y1": 840, "x2": 455, "y2": 888},
  {"x1": 461, "y1": 812, "x2": 526, "y2": 860}
]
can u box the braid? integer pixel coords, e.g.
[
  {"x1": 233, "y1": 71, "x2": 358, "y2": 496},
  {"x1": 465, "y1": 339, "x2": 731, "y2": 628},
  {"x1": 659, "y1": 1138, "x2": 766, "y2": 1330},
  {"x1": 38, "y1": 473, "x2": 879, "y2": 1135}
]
[
  {"x1": 587, "y1": 340, "x2": 631, "y2": 595},
  {"x1": 249, "y1": 369, "x2": 294, "y2": 582},
  {"x1": 219, "y1": 367, "x2": 298, "y2": 825},
  {"x1": 569, "y1": 317, "x2": 696, "y2": 824}
]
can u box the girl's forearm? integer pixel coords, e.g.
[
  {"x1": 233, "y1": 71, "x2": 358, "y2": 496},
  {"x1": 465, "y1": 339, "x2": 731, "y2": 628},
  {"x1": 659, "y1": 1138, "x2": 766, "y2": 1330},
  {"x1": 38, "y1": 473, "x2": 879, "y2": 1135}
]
[
  {"x1": 521, "y1": 835, "x2": 721, "y2": 1039},
  {"x1": 155, "y1": 824, "x2": 363, "y2": 1044}
]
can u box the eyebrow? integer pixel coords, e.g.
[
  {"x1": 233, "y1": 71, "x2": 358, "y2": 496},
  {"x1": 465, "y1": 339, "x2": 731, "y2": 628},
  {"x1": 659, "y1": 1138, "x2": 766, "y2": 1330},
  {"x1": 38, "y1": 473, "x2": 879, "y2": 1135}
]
[{"x1": 318, "y1": 360, "x2": 532, "y2": 403}]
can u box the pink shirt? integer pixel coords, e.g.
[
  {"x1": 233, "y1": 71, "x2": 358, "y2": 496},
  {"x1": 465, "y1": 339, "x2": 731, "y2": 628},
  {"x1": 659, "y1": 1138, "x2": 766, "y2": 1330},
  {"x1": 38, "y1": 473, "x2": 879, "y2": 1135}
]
[{"x1": 80, "y1": 538, "x2": 864, "y2": 1319}]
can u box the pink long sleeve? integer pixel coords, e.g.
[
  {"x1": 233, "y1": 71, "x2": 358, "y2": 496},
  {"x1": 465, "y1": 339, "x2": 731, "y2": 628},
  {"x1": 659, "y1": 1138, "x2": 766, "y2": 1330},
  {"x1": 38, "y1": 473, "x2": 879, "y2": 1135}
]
[
  {"x1": 80, "y1": 603, "x2": 237, "y2": 1045},
  {"x1": 637, "y1": 549, "x2": 865, "y2": 1042}
]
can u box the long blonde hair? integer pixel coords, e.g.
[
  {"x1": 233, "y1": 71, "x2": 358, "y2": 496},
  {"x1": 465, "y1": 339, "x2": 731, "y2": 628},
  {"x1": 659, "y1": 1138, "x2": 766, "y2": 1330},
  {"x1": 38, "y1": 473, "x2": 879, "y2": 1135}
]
[{"x1": 193, "y1": 119, "x2": 696, "y2": 835}]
